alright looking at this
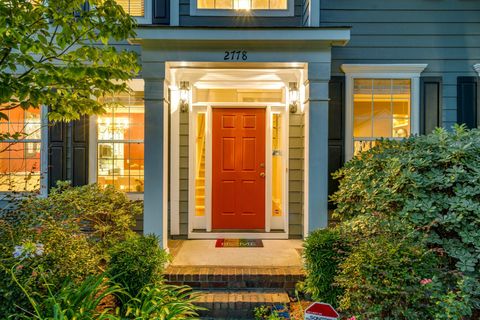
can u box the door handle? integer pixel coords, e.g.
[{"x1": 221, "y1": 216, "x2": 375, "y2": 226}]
[{"x1": 260, "y1": 172, "x2": 265, "y2": 178}]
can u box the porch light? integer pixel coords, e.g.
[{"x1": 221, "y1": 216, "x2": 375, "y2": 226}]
[
  {"x1": 289, "y1": 82, "x2": 299, "y2": 113},
  {"x1": 179, "y1": 81, "x2": 190, "y2": 113}
]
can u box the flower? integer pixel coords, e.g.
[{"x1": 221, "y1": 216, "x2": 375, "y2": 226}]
[
  {"x1": 16, "y1": 265, "x2": 24, "y2": 271},
  {"x1": 12, "y1": 241, "x2": 44, "y2": 260},
  {"x1": 420, "y1": 278, "x2": 432, "y2": 285},
  {"x1": 348, "y1": 317, "x2": 357, "y2": 320}
]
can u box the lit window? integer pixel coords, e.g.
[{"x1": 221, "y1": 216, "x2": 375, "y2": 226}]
[
  {"x1": 97, "y1": 91, "x2": 144, "y2": 192},
  {"x1": 197, "y1": 0, "x2": 287, "y2": 10},
  {"x1": 0, "y1": 108, "x2": 42, "y2": 192},
  {"x1": 353, "y1": 79, "x2": 411, "y2": 155},
  {"x1": 271, "y1": 113, "x2": 283, "y2": 217},
  {"x1": 195, "y1": 113, "x2": 206, "y2": 217},
  {"x1": 116, "y1": 0, "x2": 144, "y2": 17}
]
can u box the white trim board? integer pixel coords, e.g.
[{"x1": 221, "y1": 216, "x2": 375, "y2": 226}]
[
  {"x1": 341, "y1": 64, "x2": 427, "y2": 161},
  {"x1": 188, "y1": 232, "x2": 289, "y2": 240}
]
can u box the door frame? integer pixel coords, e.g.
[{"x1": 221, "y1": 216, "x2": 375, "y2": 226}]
[{"x1": 188, "y1": 103, "x2": 289, "y2": 239}]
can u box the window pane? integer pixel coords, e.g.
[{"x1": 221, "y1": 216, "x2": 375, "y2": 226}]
[
  {"x1": 270, "y1": 0, "x2": 287, "y2": 9},
  {"x1": 198, "y1": 0, "x2": 215, "y2": 8},
  {"x1": 252, "y1": 0, "x2": 268, "y2": 9},
  {"x1": 115, "y1": 0, "x2": 144, "y2": 17},
  {"x1": 97, "y1": 91, "x2": 144, "y2": 192},
  {"x1": 353, "y1": 78, "x2": 411, "y2": 155},
  {"x1": 0, "y1": 106, "x2": 42, "y2": 192},
  {"x1": 216, "y1": 0, "x2": 233, "y2": 9},
  {"x1": 195, "y1": 113, "x2": 206, "y2": 217},
  {"x1": 272, "y1": 113, "x2": 283, "y2": 217},
  {"x1": 198, "y1": 0, "x2": 287, "y2": 9}
]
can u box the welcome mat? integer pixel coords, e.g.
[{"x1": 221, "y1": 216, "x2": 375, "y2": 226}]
[{"x1": 215, "y1": 239, "x2": 264, "y2": 248}]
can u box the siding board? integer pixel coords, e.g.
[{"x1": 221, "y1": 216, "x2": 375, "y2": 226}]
[{"x1": 324, "y1": 0, "x2": 480, "y2": 127}]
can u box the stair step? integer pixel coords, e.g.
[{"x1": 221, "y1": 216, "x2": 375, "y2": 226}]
[
  {"x1": 165, "y1": 266, "x2": 304, "y2": 292},
  {"x1": 194, "y1": 290, "x2": 290, "y2": 319}
]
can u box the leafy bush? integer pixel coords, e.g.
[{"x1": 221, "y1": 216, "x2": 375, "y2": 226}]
[
  {"x1": 331, "y1": 126, "x2": 480, "y2": 314},
  {"x1": 302, "y1": 228, "x2": 348, "y2": 306},
  {"x1": 121, "y1": 283, "x2": 201, "y2": 319},
  {"x1": 335, "y1": 232, "x2": 444, "y2": 319},
  {"x1": 18, "y1": 182, "x2": 142, "y2": 248},
  {"x1": 108, "y1": 234, "x2": 169, "y2": 296}
]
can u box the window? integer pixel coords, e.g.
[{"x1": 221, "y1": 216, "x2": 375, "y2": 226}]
[
  {"x1": 0, "y1": 108, "x2": 42, "y2": 192},
  {"x1": 192, "y1": 0, "x2": 293, "y2": 16},
  {"x1": 342, "y1": 64, "x2": 427, "y2": 160},
  {"x1": 116, "y1": 0, "x2": 144, "y2": 17},
  {"x1": 96, "y1": 90, "x2": 144, "y2": 192},
  {"x1": 197, "y1": 0, "x2": 287, "y2": 10},
  {"x1": 353, "y1": 79, "x2": 411, "y2": 155}
]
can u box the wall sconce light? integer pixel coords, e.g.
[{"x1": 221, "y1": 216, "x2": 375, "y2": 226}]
[
  {"x1": 289, "y1": 82, "x2": 299, "y2": 113},
  {"x1": 179, "y1": 81, "x2": 190, "y2": 113}
]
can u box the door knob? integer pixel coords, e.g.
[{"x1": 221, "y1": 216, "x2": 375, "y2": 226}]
[{"x1": 260, "y1": 172, "x2": 265, "y2": 178}]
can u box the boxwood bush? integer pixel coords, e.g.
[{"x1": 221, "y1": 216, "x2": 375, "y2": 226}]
[{"x1": 302, "y1": 228, "x2": 348, "y2": 306}]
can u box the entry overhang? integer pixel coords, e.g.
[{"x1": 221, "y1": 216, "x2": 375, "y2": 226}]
[{"x1": 130, "y1": 27, "x2": 351, "y2": 47}]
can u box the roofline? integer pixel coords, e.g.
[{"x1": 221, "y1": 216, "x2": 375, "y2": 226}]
[{"x1": 130, "y1": 26, "x2": 351, "y2": 46}]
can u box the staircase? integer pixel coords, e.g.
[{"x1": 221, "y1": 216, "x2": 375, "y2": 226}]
[
  {"x1": 164, "y1": 265, "x2": 304, "y2": 319},
  {"x1": 195, "y1": 117, "x2": 206, "y2": 217}
]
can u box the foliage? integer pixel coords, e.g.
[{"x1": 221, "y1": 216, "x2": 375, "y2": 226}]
[
  {"x1": 108, "y1": 234, "x2": 169, "y2": 297},
  {"x1": 253, "y1": 305, "x2": 283, "y2": 320},
  {"x1": 0, "y1": 0, "x2": 139, "y2": 124},
  {"x1": 302, "y1": 228, "x2": 348, "y2": 306},
  {"x1": 18, "y1": 182, "x2": 143, "y2": 248},
  {"x1": 0, "y1": 217, "x2": 100, "y2": 316},
  {"x1": 331, "y1": 126, "x2": 480, "y2": 313},
  {"x1": 10, "y1": 270, "x2": 123, "y2": 320},
  {"x1": 120, "y1": 284, "x2": 202, "y2": 320},
  {"x1": 335, "y1": 231, "x2": 446, "y2": 320}
]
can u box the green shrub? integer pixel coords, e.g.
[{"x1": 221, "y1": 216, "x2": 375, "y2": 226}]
[
  {"x1": 18, "y1": 182, "x2": 143, "y2": 248},
  {"x1": 302, "y1": 228, "x2": 348, "y2": 306},
  {"x1": 335, "y1": 232, "x2": 445, "y2": 319},
  {"x1": 121, "y1": 283, "x2": 202, "y2": 319},
  {"x1": 331, "y1": 126, "x2": 480, "y2": 312},
  {"x1": 108, "y1": 235, "x2": 169, "y2": 296}
]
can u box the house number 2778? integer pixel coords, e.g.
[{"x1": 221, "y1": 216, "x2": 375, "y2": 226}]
[{"x1": 224, "y1": 50, "x2": 248, "y2": 61}]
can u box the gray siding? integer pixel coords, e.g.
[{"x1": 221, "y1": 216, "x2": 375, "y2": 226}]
[
  {"x1": 179, "y1": 0, "x2": 304, "y2": 27},
  {"x1": 288, "y1": 113, "x2": 304, "y2": 238},
  {"x1": 321, "y1": 0, "x2": 480, "y2": 128}
]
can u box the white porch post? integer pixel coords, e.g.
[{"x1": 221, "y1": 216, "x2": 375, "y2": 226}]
[
  {"x1": 143, "y1": 69, "x2": 169, "y2": 249},
  {"x1": 305, "y1": 62, "x2": 330, "y2": 234}
]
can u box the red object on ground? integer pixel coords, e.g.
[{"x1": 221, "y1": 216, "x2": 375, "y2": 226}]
[{"x1": 305, "y1": 303, "x2": 339, "y2": 319}]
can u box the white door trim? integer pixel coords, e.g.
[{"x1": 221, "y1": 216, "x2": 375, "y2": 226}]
[{"x1": 187, "y1": 102, "x2": 289, "y2": 238}]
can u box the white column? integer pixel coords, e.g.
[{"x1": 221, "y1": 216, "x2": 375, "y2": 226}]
[
  {"x1": 143, "y1": 74, "x2": 169, "y2": 248},
  {"x1": 305, "y1": 62, "x2": 330, "y2": 233}
]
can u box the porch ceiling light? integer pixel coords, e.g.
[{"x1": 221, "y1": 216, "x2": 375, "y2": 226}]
[
  {"x1": 289, "y1": 82, "x2": 299, "y2": 113},
  {"x1": 179, "y1": 81, "x2": 190, "y2": 113}
]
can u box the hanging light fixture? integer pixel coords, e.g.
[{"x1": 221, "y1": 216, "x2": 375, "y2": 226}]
[
  {"x1": 289, "y1": 82, "x2": 299, "y2": 113},
  {"x1": 179, "y1": 81, "x2": 190, "y2": 113}
]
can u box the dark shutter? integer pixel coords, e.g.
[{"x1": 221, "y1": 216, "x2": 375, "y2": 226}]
[
  {"x1": 457, "y1": 77, "x2": 479, "y2": 129},
  {"x1": 71, "y1": 116, "x2": 89, "y2": 186},
  {"x1": 328, "y1": 76, "x2": 345, "y2": 207},
  {"x1": 152, "y1": 0, "x2": 169, "y2": 24},
  {"x1": 48, "y1": 121, "x2": 67, "y2": 189},
  {"x1": 420, "y1": 77, "x2": 442, "y2": 134}
]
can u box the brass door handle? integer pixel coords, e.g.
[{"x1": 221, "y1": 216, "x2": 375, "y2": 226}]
[{"x1": 260, "y1": 172, "x2": 265, "y2": 178}]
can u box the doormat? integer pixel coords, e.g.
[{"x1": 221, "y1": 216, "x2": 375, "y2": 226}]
[{"x1": 215, "y1": 239, "x2": 264, "y2": 248}]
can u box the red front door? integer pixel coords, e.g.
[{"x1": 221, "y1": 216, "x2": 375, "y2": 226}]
[{"x1": 212, "y1": 108, "x2": 266, "y2": 230}]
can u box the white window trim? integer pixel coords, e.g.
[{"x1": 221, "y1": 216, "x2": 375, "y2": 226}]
[
  {"x1": 341, "y1": 64, "x2": 428, "y2": 161},
  {"x1": 88, "y1": 79, "x2": 145, "y2": 200},
  {"x1": 131, "y1": 0, "x2": 152, "y2": 25},
  {"x1": 190, "y1": 0, "x2": 294, "y2": 17}
]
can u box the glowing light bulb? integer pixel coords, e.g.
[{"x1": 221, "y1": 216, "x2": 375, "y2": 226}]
[{"x1": 235, "y1": 0, "x2": 251, "y2": 10}]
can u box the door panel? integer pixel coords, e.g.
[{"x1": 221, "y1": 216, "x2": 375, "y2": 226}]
[{"x1": 212, "y1": 108, "x2": 266, "y2": 230}]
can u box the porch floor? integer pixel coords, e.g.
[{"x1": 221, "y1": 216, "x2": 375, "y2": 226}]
[{"x1": 168, "y1": 240, "x2": 303, "y2": 267}]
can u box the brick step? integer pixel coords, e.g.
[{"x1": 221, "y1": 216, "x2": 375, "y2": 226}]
[
  {"x1": 164, "y1": 266, "x2": 304, "y2": 292},
  {"x1": 194, "y1": 289, "x2": 290, "y2": 319}
]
